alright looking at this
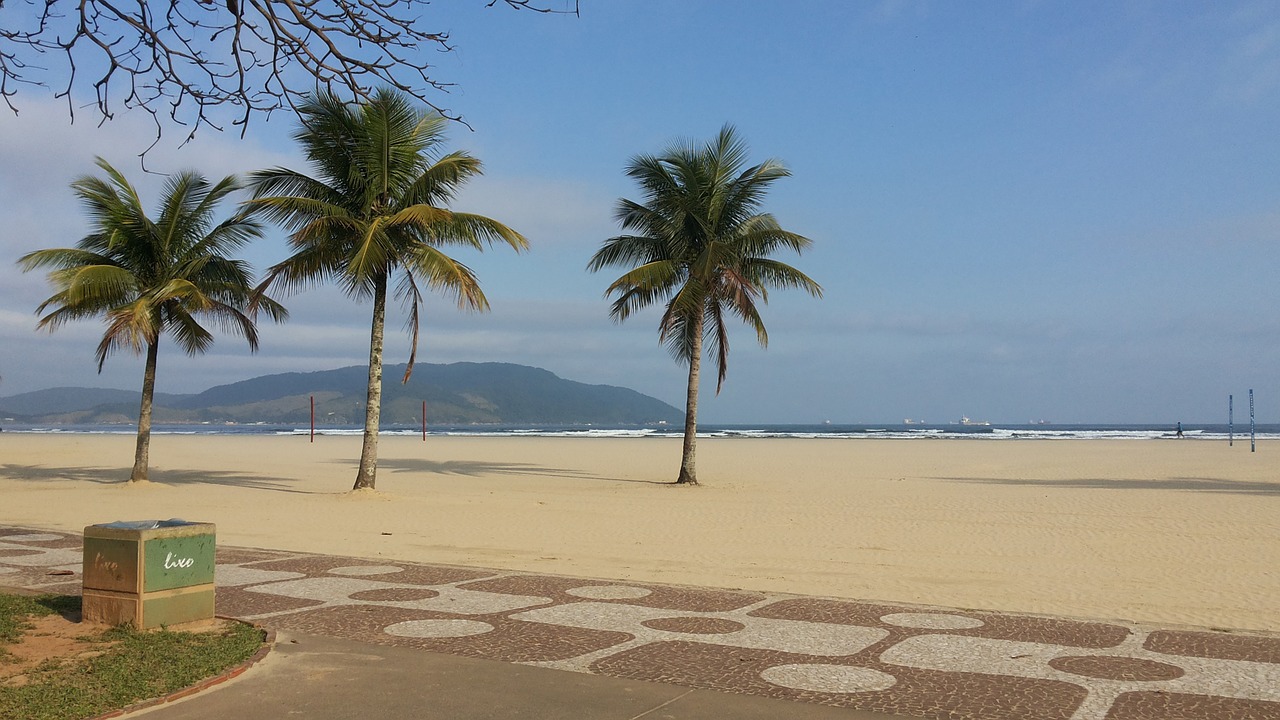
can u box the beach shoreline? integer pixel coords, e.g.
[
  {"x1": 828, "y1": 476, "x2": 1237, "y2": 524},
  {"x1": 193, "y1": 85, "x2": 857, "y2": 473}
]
[{"x1": 2, "y1": 434, "x2": 1276, "y2": 633}]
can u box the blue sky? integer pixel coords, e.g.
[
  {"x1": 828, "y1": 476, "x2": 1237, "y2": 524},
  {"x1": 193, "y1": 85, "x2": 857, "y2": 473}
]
[{"x1": 1, "y1": 0, "x2": 1278, "y2": 424}]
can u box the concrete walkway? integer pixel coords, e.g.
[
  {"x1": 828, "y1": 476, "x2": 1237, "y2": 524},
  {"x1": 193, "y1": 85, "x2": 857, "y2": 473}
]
[
  {"x1": 133, "y1": 631, "x2": 896, "y2": 719},
  {"x1": 2, "y1": 526, "x2": 1278, "y2": 719}
]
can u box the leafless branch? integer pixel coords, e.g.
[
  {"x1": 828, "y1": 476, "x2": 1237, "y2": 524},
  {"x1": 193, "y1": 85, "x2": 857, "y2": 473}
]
[{"x1": 0, "y1": 0, "x2": 579, "y2": 153}]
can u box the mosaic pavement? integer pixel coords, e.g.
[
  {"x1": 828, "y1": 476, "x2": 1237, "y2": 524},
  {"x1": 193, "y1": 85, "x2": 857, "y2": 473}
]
[{"x1": 3, "y1": 525, "x2": 1278, "y2": 719}]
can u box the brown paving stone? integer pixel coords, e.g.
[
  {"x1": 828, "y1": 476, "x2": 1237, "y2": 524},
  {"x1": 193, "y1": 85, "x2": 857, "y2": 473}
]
[
  {"x1": 1106, "y1": 692, "x2": 1280, "y2": 719},
  {"x1": 0, "y1": 527, "x2": 71, "y2": 539},
  {"x1": 246, "y1": 555, "x2": 495, "y2": 586},
  {"x1": 4, "y1": 524, "x2": 1279, "y2": 720},
  {"x1": 591, "y1": 640, "x2": 1087, "y2": 719},
  {"x1": 0, "y1": 548, "x2": 43, "y2": 558},
  {"x1": 0, "y1": 530, "x2": 82, "y2": 548},
  {"x1": 458, "y1": 574, "x2": 765, "y2": 612},
  {"x1": 1049, "y1": 655, "x2": 1184, "y2": 681},
  {"x1": 263, "y1": 605, "x2": 634, "y2": 663},
  {"x1": 1145, "y1": 628, "x2": 1280, "y2": 664},
  {"x1": 215, "y1": 585, "x2": 325, "y2": 617},
  {"x1": 750, "y1": 598, "x2": 1131, "y2": 648},
  {"x1": 641, "y1": 617, "x2": 747, "y2": 634}
]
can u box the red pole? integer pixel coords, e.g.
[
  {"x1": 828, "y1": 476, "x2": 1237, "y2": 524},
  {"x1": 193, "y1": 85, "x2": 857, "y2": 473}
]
[
  {"x1": 422, "y1": 400, "x2": 426, "y2": 441},
  {"x1": 310, "y1": 395, "x2": 315, "y2": 443}
]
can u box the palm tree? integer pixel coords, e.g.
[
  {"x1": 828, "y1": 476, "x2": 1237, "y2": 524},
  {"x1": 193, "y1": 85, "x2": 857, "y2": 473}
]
[
  {"x1": 18, "y1": 158, "x2": 285, "y2": 482},
  {"x1": 588, "y1": 125, "x2": 822, "y2": 485},
  {"x1": 246, "y1": 88, "x2": 527, "y2": 491}
]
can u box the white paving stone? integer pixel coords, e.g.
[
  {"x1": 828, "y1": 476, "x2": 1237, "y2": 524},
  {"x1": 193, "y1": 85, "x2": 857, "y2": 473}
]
[
  {"x1": 881, "y1": 634, "x2": 1280, "y2": 702},
  {"x1": 0, "y1": 545, "x2": 82, "y2": 567},
  {"x1": 565, "y1": 584, "x2": 652, "y2": 600},
  {"x1": 245, "y1": 576, "x2": 549, "y2": 616},
  {"x1": 216, "y1": 564, "x2": 306, "y2": 587},
  {"x1": 385, "y1": 619, "x2": 494, "y2": 638},
  {"x1": 881, "y1": 612, "x2": 985, "y2": 630},
  {"x1": 511, "y1": 602, "x2": 888, "y2": 657},
  {"x1": 762, "y1": 664, "x2": 898, "y2": 693},
  {"x1": 328, "y1": 565, "x2": 405, "y2": 576}
]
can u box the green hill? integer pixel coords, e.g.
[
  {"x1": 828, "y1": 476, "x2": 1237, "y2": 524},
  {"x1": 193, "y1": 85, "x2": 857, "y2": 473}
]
[{"x1": 0, "y1": 363, "x2": 682, "y2": 426}]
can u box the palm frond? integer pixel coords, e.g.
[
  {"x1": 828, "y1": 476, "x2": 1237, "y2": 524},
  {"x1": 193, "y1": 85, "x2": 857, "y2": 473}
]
[
  {"x1": 404, "y1": 151, "x2": 484, "y2": 206},
  {"x1": 588, "y1": 233, "x2": 668, "y2": 272},
  {"x1": 403, "y1": 243, "x2": 489, "y2": 311},
  {"x1": 395, "y1": 269, "x2": 424, "y2": 382},
  {"x1": 741, "y1": 258, "x2": 824, "y2": 297},
  {"x1": 165, "y1": 307, "x2": 215, "y2": 357},
  {"x1": 432, "y1": 212, "x2": 529, "y2": 252},
  {"x1": 55, "y1": 265, "x2": 138, "y2": 310},
  {"x1": 706, "y1": 300, "x2": 732, "y2": 393},
  {"x1": 591, "y1": 125, "x2": 820, "y2": 393}
]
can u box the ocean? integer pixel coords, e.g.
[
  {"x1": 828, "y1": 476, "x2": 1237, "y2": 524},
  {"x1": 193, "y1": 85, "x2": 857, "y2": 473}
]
[{"x1": 2, "y1": 422, "x2": 1277, "y2": 441}]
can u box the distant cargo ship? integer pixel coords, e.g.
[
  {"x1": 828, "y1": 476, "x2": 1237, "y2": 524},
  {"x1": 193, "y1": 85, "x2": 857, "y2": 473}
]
[{"x1": 958, "y1": 417, "x2": 991, "y2": 426}]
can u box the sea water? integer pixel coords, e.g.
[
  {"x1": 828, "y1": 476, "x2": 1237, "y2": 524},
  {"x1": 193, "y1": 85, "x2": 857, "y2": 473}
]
[{"x1": 3, "y1": 422, "x2": 1277, "y2": 441}]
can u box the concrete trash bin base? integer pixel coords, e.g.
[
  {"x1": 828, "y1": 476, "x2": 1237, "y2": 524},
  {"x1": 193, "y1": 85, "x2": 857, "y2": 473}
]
[{"x1": 82, "y1": 520, "x2": 216, "y2": 629}]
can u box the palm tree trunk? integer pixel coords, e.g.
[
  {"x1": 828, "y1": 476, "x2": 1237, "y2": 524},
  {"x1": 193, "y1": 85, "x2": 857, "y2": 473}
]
[
  {"x1": 130, "y1": 339, "x2": 159, "y2": 483},
  {"x1": 354, "y1": 273, "x2": 387, "y2": 491},
  {"x1": 676, "y1": 311, "x2": 705, "y2": 485}
]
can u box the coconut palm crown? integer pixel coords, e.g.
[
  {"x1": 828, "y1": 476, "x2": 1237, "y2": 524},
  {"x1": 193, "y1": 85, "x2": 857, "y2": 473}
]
[
  {"x1": 246, "y1": 88, "x2": 527, "y2": 491},
  {"x1": 18, "y1": 157, "x2": 285, "y2": 482},
  {"x1": 588, "y1": 125, "x2": 822, "y2": 485}
]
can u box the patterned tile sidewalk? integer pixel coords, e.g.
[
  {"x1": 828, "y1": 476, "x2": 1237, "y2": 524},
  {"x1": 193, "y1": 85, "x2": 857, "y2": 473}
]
[{"x1": 3, "y1": 525, "x2": 1278, "y2": 720}]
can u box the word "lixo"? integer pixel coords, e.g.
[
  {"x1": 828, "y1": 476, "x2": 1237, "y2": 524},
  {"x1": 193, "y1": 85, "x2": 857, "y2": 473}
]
[{"x1": 163, "y1": 552, "x2": 196, "y2": 569}]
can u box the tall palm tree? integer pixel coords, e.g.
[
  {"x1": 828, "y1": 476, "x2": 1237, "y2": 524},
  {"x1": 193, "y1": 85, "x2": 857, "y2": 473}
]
[
  {"x1": 246, "y1": 88, "x2": 527, "y2": 491},
  {"x1": 18, "y1": 158, "x2": 285, "y2": 482},
  {"x1": 588, "y1": 125, "x2": 822, "y2": 485}
]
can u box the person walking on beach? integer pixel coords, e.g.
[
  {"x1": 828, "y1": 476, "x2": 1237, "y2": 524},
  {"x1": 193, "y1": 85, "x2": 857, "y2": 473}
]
[{"x1": 1176, "y1": 421, "x2": 1184, "y2": 438}]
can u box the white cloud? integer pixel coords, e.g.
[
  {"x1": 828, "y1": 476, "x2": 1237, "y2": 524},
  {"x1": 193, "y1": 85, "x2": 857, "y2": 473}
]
[
  {"x1": 1219, "y1": 11, "x2": 1280, "y2": 104},
  {"x1": 451, "y1": 173, "x2": 616, "y2": 250}
]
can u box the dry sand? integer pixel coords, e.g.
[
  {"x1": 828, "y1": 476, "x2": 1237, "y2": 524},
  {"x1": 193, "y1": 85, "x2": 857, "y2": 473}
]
[{"x1": 1, "y1": 433, "x2": 1276, "y2": 632}]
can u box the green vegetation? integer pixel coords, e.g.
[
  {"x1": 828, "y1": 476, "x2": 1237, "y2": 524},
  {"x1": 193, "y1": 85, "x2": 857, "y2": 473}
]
[
  {"x1": 0, "y1": 594, "x2": 78, "y2": 648},
  {"x1": 0, "y1": 593, "x2": 264, "y2": 720},
  {"x1": 13, "y1": 91, "x2": 820, "y2": 490},
  {"x1": 0, "y1": 362, "x2": 682, "y2": 426},
  {"x1": 17, "y1": 159, "x2": 286, "y2": 482},
  {"x1": 248, "y1": 88, "x2": 527, "y2": 490},
  {"x1": 589, "y1": 125, "x2": 822, "y2": 485}
]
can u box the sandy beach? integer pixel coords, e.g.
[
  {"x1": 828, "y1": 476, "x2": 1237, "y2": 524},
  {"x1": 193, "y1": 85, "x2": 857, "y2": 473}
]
[{"x1": 0, "y1": 433, "x2": 1275, "y2": 633}]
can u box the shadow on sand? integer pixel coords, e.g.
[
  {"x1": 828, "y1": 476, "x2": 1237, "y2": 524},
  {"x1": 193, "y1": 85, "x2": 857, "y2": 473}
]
[
  {"x1": 360, "y1": 458, "x2": 672, "y2": 486},
  {"x1": 1, "y1": 463, "x2": 319, "y2": 494},
  {"x1": 935, "y1": 475, "x2": 1280, "y2": 497}
]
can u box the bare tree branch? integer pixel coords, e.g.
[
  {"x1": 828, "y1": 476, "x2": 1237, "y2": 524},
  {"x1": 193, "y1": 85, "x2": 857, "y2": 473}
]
[{"x1": 0, "y1": 0, "x2": 579, "y2": 153}]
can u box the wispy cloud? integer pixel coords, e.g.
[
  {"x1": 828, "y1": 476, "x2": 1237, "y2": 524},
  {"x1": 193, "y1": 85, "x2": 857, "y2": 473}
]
[{"x1": 1219, "y1": 14, "x2": 1280, "y2": 103}]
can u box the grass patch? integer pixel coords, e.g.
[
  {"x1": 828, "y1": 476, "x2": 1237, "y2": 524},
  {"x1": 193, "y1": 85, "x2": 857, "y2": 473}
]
[
  {"x1": 0, "y1": 595, "x2": 77, "y2": 650},
  {"x1": 0, "y1": 593, "x2": 265, "y2": 720}
]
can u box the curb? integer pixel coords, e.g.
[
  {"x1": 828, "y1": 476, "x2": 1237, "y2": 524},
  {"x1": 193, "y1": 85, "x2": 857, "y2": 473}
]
[{"x1": 89, "y1": 619, "x2": 276, "y2": 720}]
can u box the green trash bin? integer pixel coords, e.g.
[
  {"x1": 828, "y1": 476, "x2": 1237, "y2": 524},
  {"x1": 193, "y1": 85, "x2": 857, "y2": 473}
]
[{"x1": 82, "y1": 520, "x2": 216, "y2": 629}]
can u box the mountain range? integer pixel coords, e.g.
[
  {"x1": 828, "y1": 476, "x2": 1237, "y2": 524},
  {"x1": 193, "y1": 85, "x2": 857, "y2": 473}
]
[{"x1": 0, "y1": 362, "x2": 683, "y2": 426}]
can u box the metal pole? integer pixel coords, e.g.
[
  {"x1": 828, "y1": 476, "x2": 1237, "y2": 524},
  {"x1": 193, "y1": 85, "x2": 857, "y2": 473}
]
[
  {"x1": 1229, "y1": 395, "x2": 1234, "y2": 446},
  {"x1": 422, "y1": 400, "x2": 427, "y2": 442},
  {"x1": 1250, "y1": 389, "x2": 1256, "y2": 453},
  {"x1": 310, "y1": 395, "x2": 315, "y2": 443}
]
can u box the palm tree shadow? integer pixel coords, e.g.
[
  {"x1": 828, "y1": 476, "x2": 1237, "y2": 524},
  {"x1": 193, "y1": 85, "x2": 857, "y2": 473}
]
[
  {"x1": 360, "y1": 458, "x2": 671, "y2": 486},
  {"x1": 1, "y1": 463, "x2": 320, "y2": 494},
  {"x1": 936, "y1": 476, "x2": 1280, "y2": 497}
]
